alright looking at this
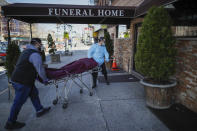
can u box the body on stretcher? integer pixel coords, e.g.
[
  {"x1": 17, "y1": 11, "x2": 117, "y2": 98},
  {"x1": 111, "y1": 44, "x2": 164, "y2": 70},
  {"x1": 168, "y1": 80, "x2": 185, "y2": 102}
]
[{"x1": 43, "y1": 58, "x2": 101, "y2": 109}]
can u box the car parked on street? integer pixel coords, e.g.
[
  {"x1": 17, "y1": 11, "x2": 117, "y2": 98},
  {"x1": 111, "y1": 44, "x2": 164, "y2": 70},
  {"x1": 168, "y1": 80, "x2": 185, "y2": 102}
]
[{"x1": 0, "y1": 46, "x2": 7, "y2": 65}]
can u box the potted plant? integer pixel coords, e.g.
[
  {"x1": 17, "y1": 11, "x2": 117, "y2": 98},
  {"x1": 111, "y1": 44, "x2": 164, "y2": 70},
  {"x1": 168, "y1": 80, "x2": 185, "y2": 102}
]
[
  {"x1": 47, "y1": 33, "x2": 60, "y2": 63},
  {"x1": 4, "y1": 41, "x2": 21, "y2": 99},
  {"x1": 104, "y1": 31, "x2": 114, "y2": 69},
  {"x1": 135, "y1": 6, "x2": 177, "y2": 109}
]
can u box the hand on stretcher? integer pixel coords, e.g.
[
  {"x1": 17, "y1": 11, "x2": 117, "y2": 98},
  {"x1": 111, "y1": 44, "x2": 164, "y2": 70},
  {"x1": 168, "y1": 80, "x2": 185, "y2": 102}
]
[{"x1": 36, "y1": 76, "x2": 51, "y2": 85}]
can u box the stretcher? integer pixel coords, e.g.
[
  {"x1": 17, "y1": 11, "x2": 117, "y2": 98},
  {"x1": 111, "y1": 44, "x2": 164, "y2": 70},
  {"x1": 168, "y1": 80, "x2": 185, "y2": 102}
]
[
  {"x1": 48, "y1": 66, "x2": 101, "y2": 109},
  {"x1": 45, "y1": 58, "x2": 101, "y2": 109}
]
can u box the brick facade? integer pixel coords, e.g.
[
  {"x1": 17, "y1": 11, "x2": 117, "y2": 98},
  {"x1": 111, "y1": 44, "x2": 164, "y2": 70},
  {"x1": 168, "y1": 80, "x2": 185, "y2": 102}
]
[
  {"x1": 174, "y1": 39, "x2": 197, "y2": 112},
  {"x1": 114, "y1": 38, "x2": 134, "y2": 72},
  {"x1": 105, "y1": 0, "x2": 197, "y2": 113},
  {"x1": 112, "y1": 0, "x2": 143, "y2": 6},
  {"x1": 114, "y1": 18, "x2": 197, "y2": 112},
  {"x1": 96, "y1": 0, "x2": 143, "y2": 6}
]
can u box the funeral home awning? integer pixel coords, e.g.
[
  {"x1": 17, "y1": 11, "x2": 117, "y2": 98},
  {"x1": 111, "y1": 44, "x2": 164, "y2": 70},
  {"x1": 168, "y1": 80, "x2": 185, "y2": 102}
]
[{"x1": 1, "y1": 3, "x2": 135, "y2": 25}]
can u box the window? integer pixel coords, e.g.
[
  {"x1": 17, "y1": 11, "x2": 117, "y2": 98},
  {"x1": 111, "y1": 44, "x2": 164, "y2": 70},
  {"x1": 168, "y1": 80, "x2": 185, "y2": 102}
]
[{"x1": 173, "y1": 26, "x2": 197, "y2": 37}]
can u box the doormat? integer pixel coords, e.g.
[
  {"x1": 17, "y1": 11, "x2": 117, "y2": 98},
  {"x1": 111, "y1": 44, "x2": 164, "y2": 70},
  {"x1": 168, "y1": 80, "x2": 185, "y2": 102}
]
[
  {"x1": 98, "y1": 74, "x2": 139, "y2": 83},
  {"x1": 149, "y1": 104, "x2": 197, "y2": 130},
  {"x1": 106, "y1": 69, "x2": 126, "y2": 74}
]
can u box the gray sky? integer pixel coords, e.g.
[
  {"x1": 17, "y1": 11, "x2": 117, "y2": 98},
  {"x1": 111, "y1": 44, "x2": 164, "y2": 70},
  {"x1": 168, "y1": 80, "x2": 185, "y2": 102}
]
[{"x1": 7, "y1": 0, "x2": 90, "y2": 5}]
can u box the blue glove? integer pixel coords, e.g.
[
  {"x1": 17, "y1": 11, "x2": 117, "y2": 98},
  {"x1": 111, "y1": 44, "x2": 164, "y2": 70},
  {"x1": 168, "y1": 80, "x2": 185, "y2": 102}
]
[{"x1": 43, "y1": 79, "x2": 50, "y2": 85}]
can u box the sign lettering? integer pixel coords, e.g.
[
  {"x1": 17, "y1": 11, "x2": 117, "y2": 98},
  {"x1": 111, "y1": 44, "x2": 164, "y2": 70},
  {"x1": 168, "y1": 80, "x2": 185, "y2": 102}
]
[
  {"x1": 105, "y1": 10, "x2": 111, "y2": 16},
  {"x1": 70, "y1": 9, "x2": 74, "y2": 16},
  {"x1": 98, "y1": 9, "x2": 104, "y2": 16},
  {"x1": 48, "y1": 8, "x2": 126, "y2": 17},
  {"x1": 82, "y1": 9, "x2": 88, "y2": 16},
  {"x1": 62, "y1": 9, "x2": 68, "y2": 16},
  {"x1": 112, "y1": 10, "x2": 118, "y2": 16},
  {"x1": 76, "y1": 9, "x2": 81, "y2": 16},
  {"x1": 54, "y1": 8, "x2": 60, "y2": 15},
  {"x1": 89, "y1": 9, "x2": 94, "y2": 16}
]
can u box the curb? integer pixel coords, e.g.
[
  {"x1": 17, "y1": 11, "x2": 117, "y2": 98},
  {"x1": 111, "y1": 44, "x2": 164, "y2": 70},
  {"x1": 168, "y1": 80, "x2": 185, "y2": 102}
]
[{"x1": 0, "y1": 88, "x2": 8, "y2": 96}]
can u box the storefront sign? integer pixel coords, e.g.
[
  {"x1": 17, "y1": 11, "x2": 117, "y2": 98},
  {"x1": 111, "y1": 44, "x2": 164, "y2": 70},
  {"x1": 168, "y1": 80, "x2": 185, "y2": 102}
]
[
  {"x1": 48, "y1": 8, "x2": 127, "y2": 17},
  {"x1": 2, "y1": 3, "x2": 135, "y2": 24}
]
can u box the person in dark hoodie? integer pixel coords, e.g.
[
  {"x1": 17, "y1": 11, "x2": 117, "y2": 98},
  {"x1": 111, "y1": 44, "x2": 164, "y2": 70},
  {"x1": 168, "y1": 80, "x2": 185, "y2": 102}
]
[{"x1": 5, "y1": 38, "x2": 50, "y2": 130}]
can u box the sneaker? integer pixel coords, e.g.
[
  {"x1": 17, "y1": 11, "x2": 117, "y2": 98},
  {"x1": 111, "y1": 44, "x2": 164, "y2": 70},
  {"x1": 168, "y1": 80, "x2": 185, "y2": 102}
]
[
  {"x1": 36, "y1": 107, "x2": 51, "y2": 117},
  {"x1": 4, "y1": 121, "x2": 25, "y2": 129}
]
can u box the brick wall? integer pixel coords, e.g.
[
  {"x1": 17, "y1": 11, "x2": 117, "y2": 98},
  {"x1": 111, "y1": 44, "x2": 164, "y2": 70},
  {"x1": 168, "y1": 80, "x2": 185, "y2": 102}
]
[
  {"x1": 175, "y1": 38, "x2": 197, "y2": 112},
  {"x1": 114, "y1": 38, "x2": 132, "y2": 72},
  {"x1": 114, "y1": 17, "x2": 197, "y2": 112},
  {"x1": 112, "y1": 0, "x2": 143, "y2": 6}
]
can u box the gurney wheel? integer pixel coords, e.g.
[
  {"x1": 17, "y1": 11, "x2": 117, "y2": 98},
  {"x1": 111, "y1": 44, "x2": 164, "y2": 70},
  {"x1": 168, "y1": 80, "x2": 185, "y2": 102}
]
[
  {"x1": 89, "y1": 92, "x2": 93, "y2": 96},
  {"x1": 53, "y1": 99, "x2": 58, "y2": 105},
  {"x1": 62, "y1": 103, "x2": 68, "y2": 109},
  {"x1": 80, "y1": 89, "x2": 83, "y2": 94}
]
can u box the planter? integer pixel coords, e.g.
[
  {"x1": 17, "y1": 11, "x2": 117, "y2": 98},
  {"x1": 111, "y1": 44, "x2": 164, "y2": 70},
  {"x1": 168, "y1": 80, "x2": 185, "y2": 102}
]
[
  {"x1": 50, "y1": 54, "x2": 61, "y2": 63},
  {"x1": 140, "y1": 79, "x2": 177, "y2": 109}
]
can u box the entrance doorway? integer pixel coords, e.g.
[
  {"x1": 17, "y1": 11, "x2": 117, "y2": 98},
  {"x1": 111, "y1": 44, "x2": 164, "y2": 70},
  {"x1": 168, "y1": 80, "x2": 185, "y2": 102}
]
[{"x1": 132, "y1": 23, "x2": 141, "y2": 72}]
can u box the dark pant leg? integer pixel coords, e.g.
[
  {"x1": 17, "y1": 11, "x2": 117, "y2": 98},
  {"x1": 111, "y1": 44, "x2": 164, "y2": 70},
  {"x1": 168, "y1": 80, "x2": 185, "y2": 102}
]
[
  {"x1": 92, "y1": 68, "x2": 98, "y2": 86},
  {"x1": 29, "y1": 85, "x2": 43, "y2": 112},
  {"x1": 101, "y1": 63, "x2": 108, "y2": 81},
  {"x1": 8, "y1": 82, "x2": 31, "y2": 122}
]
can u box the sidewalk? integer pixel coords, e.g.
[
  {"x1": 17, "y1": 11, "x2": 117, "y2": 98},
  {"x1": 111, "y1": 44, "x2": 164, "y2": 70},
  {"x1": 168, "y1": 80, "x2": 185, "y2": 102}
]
[
  {"x1": 0, "y1": 48, "x2": 169, "y2": 131},
  {"x1": 0, "y1": 66, "x2": 6, "y2": 76}
]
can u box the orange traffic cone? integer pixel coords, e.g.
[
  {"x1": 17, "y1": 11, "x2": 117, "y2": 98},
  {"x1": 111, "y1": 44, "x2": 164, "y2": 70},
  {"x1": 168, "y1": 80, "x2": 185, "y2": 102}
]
[{"x1": 112, "y1": 57, "x2": 119, "y2": 71}]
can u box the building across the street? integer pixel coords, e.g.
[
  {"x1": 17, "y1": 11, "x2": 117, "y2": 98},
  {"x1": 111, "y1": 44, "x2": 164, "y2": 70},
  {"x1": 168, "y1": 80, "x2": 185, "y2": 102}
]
[{"x1": 0, "y1": 0, "x2": 40, "y2": 43}]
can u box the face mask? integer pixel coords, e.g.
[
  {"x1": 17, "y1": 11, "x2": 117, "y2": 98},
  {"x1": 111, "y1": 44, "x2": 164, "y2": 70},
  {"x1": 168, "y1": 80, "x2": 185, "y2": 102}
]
[{"x1": 99, "y1": 41, "x2": 103, "y2": 45}]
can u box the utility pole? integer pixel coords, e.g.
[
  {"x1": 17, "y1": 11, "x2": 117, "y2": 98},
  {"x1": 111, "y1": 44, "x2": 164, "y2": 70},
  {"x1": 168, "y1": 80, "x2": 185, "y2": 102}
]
[
  {"x1": 56, "y1": 24, "x2": 58, "y2": 41},
  {"x1": 7, "y1": 18, "x2": 11, "y2": 45},
  {"x1": 30, "y1": 23, "x2": 32, "y2": 39}
]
